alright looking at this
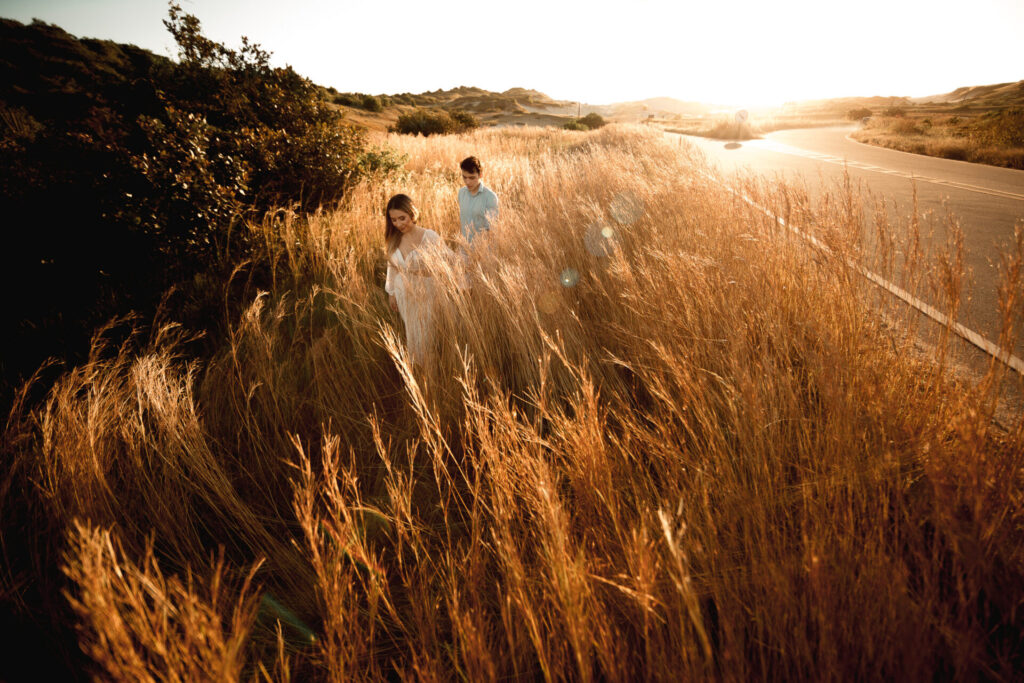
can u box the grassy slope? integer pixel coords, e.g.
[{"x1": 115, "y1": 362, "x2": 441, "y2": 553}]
[
  {"x1": 5, "y1": 124, "x2": 1023, "y2": 680},
  {"x1": 850, "y1": 81, "x2": 1024, "y2": 169}
]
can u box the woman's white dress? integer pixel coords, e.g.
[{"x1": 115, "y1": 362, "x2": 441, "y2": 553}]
[{"x1": 385, "y1": 229, "x2": 442, "y2": 365}]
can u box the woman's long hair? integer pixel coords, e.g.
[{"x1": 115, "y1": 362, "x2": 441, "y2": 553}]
[{"x1": 384, "y1": 194, "x2": 419, "y2": 255}]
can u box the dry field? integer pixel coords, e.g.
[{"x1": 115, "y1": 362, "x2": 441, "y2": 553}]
[{"x1": 3, "y1": 125, "x2": 1024, "y2": 680}]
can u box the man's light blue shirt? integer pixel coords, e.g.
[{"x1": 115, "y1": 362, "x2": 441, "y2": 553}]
[{"x1": 458, "y1": 182, "x2": 499, "y2": 243}]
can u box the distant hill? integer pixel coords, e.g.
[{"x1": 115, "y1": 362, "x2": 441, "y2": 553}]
[
  {"x1": 327, "y1": 86, "x2": 718, "y2": 129},
  {"x1": 909, "y1": 80, "x2": 1024, "y2": 106},
  {"x1": 782, "y1": 95, "x2": 913, "y2": 114},
  {"x1": 601, "y1": 97, "x2": 712, "y2": 118},
  {"x1": 0, "y1": 17, "x2": 170, "y2": 126},
  {"x1": 440, "y1": 87, "x2": 575, "y2": 114},
  {"x1": 782, "y1": 81, "x2": 1024, "y2": 114},
  {"x1": 326, "y1": 85, "x2": 585, "y2": 130}
]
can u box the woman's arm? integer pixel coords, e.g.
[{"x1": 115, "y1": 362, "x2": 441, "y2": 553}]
[
  {"x1": 385, "y1": 261, "x2": 399, "y2": 311},
  {"x1": 385, "y1": 260, "x2": 396, "y2": 294}
]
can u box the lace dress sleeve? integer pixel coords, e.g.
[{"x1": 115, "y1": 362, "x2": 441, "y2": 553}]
[{"x1": 385, "y1": 254, "x2": 397, "y2": 295}]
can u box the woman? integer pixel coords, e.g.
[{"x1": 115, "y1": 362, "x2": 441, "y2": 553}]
[{"x1": 383, "y1": 194, "x2": 445, "y2": 366}]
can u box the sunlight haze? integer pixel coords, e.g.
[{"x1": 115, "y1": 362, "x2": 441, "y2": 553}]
[{"x1": 1, "y1": 0, "x2": 1021, "y2": 105}]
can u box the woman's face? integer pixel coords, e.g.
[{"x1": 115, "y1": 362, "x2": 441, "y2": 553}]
[{"x1": 389, "y1": 208, "x2": 415, "y2": 234}]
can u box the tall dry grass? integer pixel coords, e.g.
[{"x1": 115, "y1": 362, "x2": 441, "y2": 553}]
[{"x1": 3, "y1": 124, "x2": 1024, "y2": 680}]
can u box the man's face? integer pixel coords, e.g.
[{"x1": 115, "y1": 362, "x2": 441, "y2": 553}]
[{"x1": 462, "y1": 170, "x2": 481, "y2": 192}]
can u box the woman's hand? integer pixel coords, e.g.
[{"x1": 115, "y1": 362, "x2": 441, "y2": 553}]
[{"x1": 389, "y1": 294, "x2": 398, "y2": 311}]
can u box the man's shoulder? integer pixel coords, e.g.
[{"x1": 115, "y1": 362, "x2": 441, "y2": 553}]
[{"x1": 481, "y1": 185, "x2": 498, "y2": 200}]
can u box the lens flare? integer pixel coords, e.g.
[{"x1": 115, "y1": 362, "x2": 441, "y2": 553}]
[
  {"x1": 609, "y1": 192, "x2": 644, "y2": 225},
  {"x1": 537, "y1": 289, "x2": 560, "y2": 314},
  {"x1": 560, "y1": 268, "x2": 580, "y2": 288},
  {"x1": 584, "y1": 221, "x2": 617, "y2": 257}
]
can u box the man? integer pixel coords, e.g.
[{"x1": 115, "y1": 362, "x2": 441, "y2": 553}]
[{"x1": 457, "y1": 156, "x2": 499, "y2": 245}]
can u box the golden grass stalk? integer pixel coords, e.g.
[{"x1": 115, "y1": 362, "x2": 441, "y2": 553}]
[{"x1": 62, "y1": 521, "x2": 262, "y2": 681}]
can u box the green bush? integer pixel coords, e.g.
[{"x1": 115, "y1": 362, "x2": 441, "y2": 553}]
[
  {"x1": 332, "y1": 92, "x2": 361, "y2": 107},
  {"x1": 332, "y1": 92, "x2": 383, "y2": 112},
  {"x1": 449, "y1": 109, "x2": 479, "y2": 130},
  {"x1": 392, "y1": 109, "x2": 447, "y2": 136},
  {"x1": 391, "y1": 108, "x2": 477, "y2": 136},
  {"x1": 562, "y1": 113, "x2": 606, "y2": 131},
  {"x1": 847, "y1": 107, "x2": 872, "y2": 120}
]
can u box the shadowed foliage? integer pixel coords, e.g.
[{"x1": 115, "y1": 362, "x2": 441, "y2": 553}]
[{"x1": 0, "y1": 10, "x2": 400, "y2": 405}]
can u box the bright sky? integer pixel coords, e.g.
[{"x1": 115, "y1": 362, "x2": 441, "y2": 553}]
[{"x1": 2, "y1": 0, "x2": 1022, "y2": 106}]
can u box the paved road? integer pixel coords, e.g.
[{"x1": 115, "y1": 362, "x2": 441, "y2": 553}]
[{"x1": 674, "y1": 126, "x2": 1024, "y2": 356}]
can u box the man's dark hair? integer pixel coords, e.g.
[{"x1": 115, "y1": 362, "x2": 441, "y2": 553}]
[{"x1": 460, "y1": 156, "x2": 483, "y2": 174}]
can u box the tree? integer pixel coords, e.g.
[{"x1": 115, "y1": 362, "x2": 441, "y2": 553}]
[{"x1": 579, "y1": 113, "x2": 606, "y2": 129}]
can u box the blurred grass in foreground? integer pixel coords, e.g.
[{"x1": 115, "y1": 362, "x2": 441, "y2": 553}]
[{"x1": 3, "y1": 124, "x2": 1024, "y2": 681}]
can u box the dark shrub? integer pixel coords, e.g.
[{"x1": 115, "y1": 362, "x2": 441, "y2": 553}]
[
  {"x1": 449, "y1": 109, "x2": 479, "y2": 131},
  {"x1": 333, "y1": 92, "x2": 361, "y2": 107},
  {"x1": 562, "y1": 119, "x2": 588, "y2": 131},
  {"x1": 392, "y1": 108, "x2": 477, "y2": 136},
  {"x1": 579, "y1": 113, "x2": 606, "y2": 129},
  {"x1": 847, "y1": 107, "x2": 872, "y2": 120},
  {"x1": 393, "y1": 109, "x2": 448, "y2": 136},
  {"x1": 332, "y1": 93, "x2": 383, "y2": 112}
]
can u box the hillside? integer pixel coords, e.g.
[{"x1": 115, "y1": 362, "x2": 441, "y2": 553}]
[
  {"x1": 0, "y1": 18, "x2": 170, "y2": 123},
  {"x1": 601, "y1": 96, "x2": 712, "y2": 118},
  {"x1": 909, "y1": 80, "x2": 1024, "y2": 106},
  {"x1": 780, "y1": 80, "x2": 1024, "y2": 115},
  {"x1": 326, "y1": 85, "x2": 586, "y2": 130},
  {"x1": 328, "y1": 87, "x2": 726, "y2": 130}
]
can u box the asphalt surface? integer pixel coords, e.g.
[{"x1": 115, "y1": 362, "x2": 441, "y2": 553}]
[{"x1": 674, "y1": 126, "x2": 1024, "y2": 358}]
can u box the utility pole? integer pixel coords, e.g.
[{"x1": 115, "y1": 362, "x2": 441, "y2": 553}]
[{"x1": 578, "y1": 101, "x2": 581, "y2": 118}]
